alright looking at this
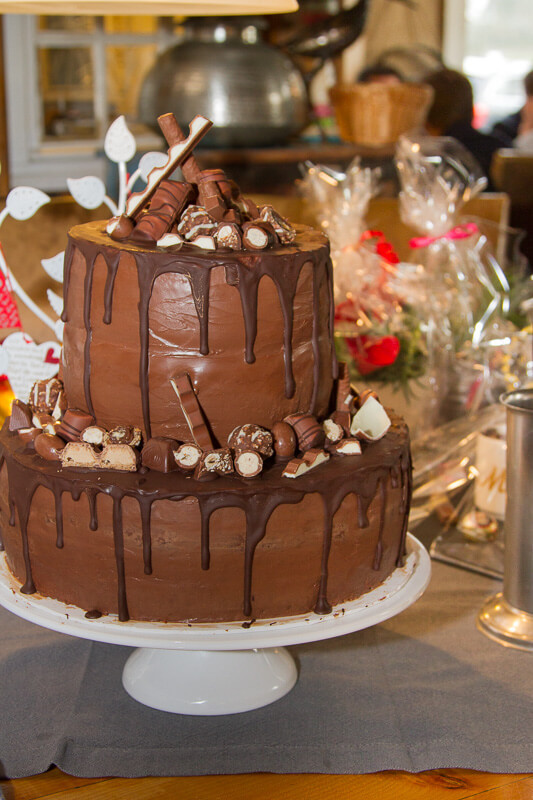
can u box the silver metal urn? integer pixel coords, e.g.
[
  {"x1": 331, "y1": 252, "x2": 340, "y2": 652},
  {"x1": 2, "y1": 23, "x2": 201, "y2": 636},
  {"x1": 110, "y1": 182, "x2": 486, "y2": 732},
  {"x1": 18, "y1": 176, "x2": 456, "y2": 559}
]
[{"x1": 138, "y1": 17, "x2": 309, "y2": 148}]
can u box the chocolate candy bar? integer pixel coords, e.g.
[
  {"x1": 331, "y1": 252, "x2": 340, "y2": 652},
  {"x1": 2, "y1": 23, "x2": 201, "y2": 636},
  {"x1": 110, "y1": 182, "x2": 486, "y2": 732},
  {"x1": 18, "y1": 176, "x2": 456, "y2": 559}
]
[
  {"x1": 126, "y1": 114, "x2": 212, "y2": 220},
  {"x1": 100, "y1": 444, "x2": 139, "y2": 472},
  {"x1": 242, "y1": 220, "x2": 278, "y2": 250},
  {"x1": 130, "y1": 181, "x2": 195, "y2": 243},
  {"x1": 60, "y1": 442, "x2": 100, "y2": 468},
  {"x1": 284, "y1": 413, "x2": 325, "y2": 452},
  {"x1": 141, "y1": 437, "x2": 179, "y2": 473},
  {"x1": 170, "y1": 373, "x2": 214, "y2": 451},
  {"x1": 215, "y1": 222, "x2": 243, "y2": 250},
  {"x1": 323, "y1": 418, "x2": 344, "y2": 444},
  {"x1": 29, "y1": 378, "x2": 63, "y2": 415},
  {"x1": 56, "y1": 408, "x2": 95, "y2": 442},
  {"x1": 177, "y1": 205, "x2": 217, "y2": 240}
]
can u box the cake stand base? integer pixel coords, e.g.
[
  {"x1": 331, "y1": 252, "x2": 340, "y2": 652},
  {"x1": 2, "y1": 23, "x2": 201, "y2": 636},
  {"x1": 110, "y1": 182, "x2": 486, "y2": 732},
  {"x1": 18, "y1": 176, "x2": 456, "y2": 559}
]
[
  {"x1": 122, "y1": 646, "x2": 298, "y2": 714},
  {"x1": 0, "y1": 534, "x2": 430, "y2": 715},
  {"x1": 477, "y1": 593, "x2": 533, "y2": 652}
]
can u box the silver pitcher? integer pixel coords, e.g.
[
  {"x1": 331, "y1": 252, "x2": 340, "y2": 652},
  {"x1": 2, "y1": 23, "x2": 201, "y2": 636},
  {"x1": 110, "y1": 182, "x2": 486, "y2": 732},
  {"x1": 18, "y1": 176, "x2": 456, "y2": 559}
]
[{"x1": 477, "y1": 388, "x2": 533, "y2": 650}]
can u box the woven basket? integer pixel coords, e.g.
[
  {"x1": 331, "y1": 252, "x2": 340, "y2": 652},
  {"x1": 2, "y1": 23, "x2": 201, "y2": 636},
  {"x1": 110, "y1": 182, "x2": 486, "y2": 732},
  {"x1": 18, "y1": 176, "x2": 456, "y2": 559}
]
[{"x1": 329, "y1": 82, "x2": 434, "y2": 146}]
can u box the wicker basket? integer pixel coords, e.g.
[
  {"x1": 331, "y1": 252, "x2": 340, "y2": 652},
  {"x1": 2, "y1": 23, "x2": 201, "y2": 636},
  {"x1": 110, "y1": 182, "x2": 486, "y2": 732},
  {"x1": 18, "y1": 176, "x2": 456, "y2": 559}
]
[{"x1": 329, "y1": 82, "x2": 434, "y2": 146}]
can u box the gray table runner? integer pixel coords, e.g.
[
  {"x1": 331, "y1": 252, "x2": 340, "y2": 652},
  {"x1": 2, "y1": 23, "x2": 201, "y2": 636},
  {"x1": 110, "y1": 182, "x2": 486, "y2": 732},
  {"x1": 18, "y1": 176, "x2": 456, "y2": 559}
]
[{"x1": 0, "y1": 561, "x2": 532, "y2": 779}]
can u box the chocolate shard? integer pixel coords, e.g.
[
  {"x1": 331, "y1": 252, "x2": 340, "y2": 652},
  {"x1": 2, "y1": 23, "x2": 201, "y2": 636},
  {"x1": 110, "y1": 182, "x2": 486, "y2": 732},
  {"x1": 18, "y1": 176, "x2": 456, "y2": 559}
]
[
  {"x1": 60, "y1": 441, "x2": 100, "y2": 469},
  {"x1": 197, "y1": 169, "x2": 231, "y2": 221},
  {"x1": 29, "y1": 377, "x2": 64, "y2": 415},
  {"x1": 174, "y1": 442, "x2": 202, "y2": 471},
  {"x1": 227, "y1": 424, "x2": 273, "y2": 457},
  {"x1": 259, "y1": 205, "x2": 296, "y2": 243},
  {"x1": 32, "y1": 412, "x2": 56, "y2": 434},
  {"x1": 331, "y1": 409, "x2": 351, "y2": 436},
  {"x1": 302, "y1": 448, "x2": 330, "y2": 470},
  {"x1": 234, "y1": 449, "x2": 263, "y2": 478},
  {"x1": 284, "y1": 413, "x2": 325, "y2": 452},
  {"x1": 141, "y1": 437, "x2": 179, "y2": 473},
  {"x1": 100, "y1": 444, "x2": 139, "y2": 472},
  {"x1": 282, "y1": 457, "x2": 309, "y2": 479},
  {"x1": 56, "y1": 408, "x2": 95, "y2": 442},
  {"x1": 333, "y1": 438, "x2": 362, "y2": 456},
  {"x1": 9, "y1": 399, "x2": 33, "y2": 432},
  {"x1": 170, "y1": 373, "x2": 214, "y2": 451},
  {"x1": 34, "y1": 432, "x2": 66, "y2": 461}
]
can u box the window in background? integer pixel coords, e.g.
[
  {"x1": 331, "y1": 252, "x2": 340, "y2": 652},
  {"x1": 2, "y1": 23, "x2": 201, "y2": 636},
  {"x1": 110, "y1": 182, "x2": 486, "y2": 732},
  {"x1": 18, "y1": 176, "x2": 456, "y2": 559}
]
[
  {"x1": 444, "y1": 0, "x2": 532, "y2": 130},
  {"x1": 3, "y1": 15, "x2": 175, "y2": 190}
]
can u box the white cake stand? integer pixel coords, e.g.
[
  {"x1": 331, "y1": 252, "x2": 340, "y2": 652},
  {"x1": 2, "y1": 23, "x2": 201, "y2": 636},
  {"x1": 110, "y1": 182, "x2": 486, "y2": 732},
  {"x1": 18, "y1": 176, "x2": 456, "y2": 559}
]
[{"x1": 0, "y1": 533, "x2": 430, "y2": 715}]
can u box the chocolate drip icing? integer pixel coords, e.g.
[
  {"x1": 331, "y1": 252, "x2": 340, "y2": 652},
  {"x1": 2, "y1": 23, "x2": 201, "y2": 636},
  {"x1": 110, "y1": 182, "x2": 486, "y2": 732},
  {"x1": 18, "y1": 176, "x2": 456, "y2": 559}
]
[
  {"x1": 112, "y1": 494, "x2": 129, "y2": 621},
  {"x1": 373, "y1": 479, "x2": 387, "y2": 571},
  {"x1": 0, "y1": 415, "x2": 410, "y2": 621},
  {"x1": 86, "y1": 488, "x2": 98, "y2": 531},
  {"x1": 139, "y1": 497, "x2": 153, "y2": 575},
  {"x1": 103, "y1": 250, "x2": 122, "y2": 325},
  {"x1": 326, "y1": 255, "x2": 338, "y2": 380},
  {"x1": 82, "y1": 252, "x2": 98, "y2": 417},
  {"x1": 54, "y1": 487, "x2": 64, "y2": 549},
  {"x1": 396, "y1": 453, "x2": 412, "y2": 567},
  {"x1": 60, "y1": 238, "x2": 75, "y2": 323},
  {"x1": 0, "y1": 452, "x2": 4, "y2": 550},
  {"x1": 67, "y1": 224, "x2": 332, "y2": 437}
]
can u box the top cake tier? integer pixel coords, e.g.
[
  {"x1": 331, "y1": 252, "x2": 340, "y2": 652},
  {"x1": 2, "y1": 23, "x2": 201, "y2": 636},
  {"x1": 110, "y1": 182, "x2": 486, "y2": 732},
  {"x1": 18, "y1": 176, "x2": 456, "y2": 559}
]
[{"x1": 61, "y1": 220, "x2": 336, "y2": 446}]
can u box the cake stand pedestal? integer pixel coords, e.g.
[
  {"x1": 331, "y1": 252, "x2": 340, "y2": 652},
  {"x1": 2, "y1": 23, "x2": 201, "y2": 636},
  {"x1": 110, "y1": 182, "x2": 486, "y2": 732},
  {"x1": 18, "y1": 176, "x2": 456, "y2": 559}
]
[{"x1": 0, "y1": 533, "x2": 430, "y2": 715}]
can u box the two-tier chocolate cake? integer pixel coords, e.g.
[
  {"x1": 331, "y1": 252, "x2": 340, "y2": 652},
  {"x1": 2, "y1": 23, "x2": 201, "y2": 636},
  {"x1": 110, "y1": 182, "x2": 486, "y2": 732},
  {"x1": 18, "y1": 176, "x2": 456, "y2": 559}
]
[{"x1": 0, "y1": 114, "x2": 411, "y2": 623}]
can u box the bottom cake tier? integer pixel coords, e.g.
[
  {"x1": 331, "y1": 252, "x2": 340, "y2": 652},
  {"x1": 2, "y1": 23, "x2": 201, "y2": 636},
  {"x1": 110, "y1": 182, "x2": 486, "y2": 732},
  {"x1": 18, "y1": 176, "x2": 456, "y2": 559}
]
[{"x1": 0, "y1": 418, "x2": 411, "y2": 623}]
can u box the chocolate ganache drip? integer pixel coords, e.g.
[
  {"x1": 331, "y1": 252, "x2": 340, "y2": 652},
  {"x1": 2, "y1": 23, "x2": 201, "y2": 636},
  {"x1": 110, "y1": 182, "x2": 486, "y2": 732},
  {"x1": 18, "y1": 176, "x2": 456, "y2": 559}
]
[
  {"x1": 62, "y1": 224, "x2": 335, "y2": 440},
  {"x1": 0, "y1": 417, "x2": 411, "y2": 622}
]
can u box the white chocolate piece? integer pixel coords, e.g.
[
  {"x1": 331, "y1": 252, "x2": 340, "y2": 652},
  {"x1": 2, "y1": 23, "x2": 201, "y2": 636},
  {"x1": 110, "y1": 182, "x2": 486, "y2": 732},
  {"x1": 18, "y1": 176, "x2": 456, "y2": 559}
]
[
  {"x1": 191, "y1": 235, "x2": 216, "y2": 250},
  {"x1": 323, "y1": 418, "x2": 344, "y2": 443},
  {"x1": 157, "y1": 233, "x2": 184, "y2": 248},
  {"x1": 350, "y1": 396, "x2": 391, "y2": 442},
  {"x1": 334, "y1": 438, "x2": 362, "y2": 455}
]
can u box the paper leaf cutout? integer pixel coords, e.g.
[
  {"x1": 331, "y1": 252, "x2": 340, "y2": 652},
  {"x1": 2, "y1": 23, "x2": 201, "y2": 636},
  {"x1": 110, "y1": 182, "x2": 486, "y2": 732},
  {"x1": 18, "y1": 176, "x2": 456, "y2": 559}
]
[
  {"x1": 67, "y1": 176, "x2": 107, "y2": 210},
  {"x1": 5, "y1": 187, "x2": 50, "y2": 221},
  {"x1": 104, "y1": 115, "x2": 136, "y2": 164},
  {"x1": 139, "y1": 151, "x2": 168, "y2": 182},
  {"x1": 47, "y1": 288, "x2": 63, "y2": 317},
  {"x1": 41, "y1": 251, "x2": 65, "y2": 283},
  {"x1": 0, "y1": 271, "x2": 21, "y2": 330},
  {"x1": 1, "y1": 332, "x2": 60, "y2": 400},
  {"x1": 0, "y1": 345, "x2": 9, "y2": 377}
]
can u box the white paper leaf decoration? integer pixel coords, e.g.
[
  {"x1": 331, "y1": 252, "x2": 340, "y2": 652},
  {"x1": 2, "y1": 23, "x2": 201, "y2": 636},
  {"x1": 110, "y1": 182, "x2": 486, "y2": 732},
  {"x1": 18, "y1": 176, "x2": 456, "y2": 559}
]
[
  {"x1": 67, "y1": 176, "x2": 107, "y2": 210},
  {"x1": 0, "y1": 346, "x2": 9, "y2": 376},
  {"x1": 41, "y1": 251, "x2": 65, "y2": 283},
  {"x1": 138, "y1": 151, "x2": 168, "y2": 182},
  {"x1": 6, "y1": 186, "x2": 50, "y2": 221},
  {"x1": 104, "y1": 115, "x2": 136, "y2": 164},
  {"x1": 47, "y1": 288, "x2": 63, "y2": 317},
  {"x1": 1, "y1": 332, "x2": 61, "y2": 401}
]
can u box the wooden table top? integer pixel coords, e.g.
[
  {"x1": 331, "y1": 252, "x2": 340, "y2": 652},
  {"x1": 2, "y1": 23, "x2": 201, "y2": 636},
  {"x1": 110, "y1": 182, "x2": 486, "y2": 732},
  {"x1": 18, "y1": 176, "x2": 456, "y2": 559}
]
[{"x1": 2, "y1": 768, "x2": 533, "y2": 799}]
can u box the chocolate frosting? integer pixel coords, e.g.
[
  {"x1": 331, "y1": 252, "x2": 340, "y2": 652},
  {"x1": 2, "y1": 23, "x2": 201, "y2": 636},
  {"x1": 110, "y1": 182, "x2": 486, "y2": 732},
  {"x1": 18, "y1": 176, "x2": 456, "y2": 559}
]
[
  {"x1": 0, "y1": 417, "x2": 410, "y2": 621},
  {"x1": 61, "y1": 222, "x2": 336, "y2": 444}
]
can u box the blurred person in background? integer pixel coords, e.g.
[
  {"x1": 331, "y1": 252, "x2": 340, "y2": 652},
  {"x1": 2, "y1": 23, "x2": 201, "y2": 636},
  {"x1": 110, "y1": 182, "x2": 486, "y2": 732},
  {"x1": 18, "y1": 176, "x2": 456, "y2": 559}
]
[
  {"x1": 424, "y1": 67, "x2": 502, "y2": 189},
  {"x1": 490, "y1": 69, "x2": 533, "y2": 152}
]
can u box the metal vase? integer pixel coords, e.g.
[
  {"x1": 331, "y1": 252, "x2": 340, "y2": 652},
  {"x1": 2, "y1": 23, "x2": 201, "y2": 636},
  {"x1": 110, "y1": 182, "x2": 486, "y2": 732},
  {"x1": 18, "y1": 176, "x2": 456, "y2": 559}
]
[{"x1": 477, "y1": 388, "x2": 533, "y2": 650}]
